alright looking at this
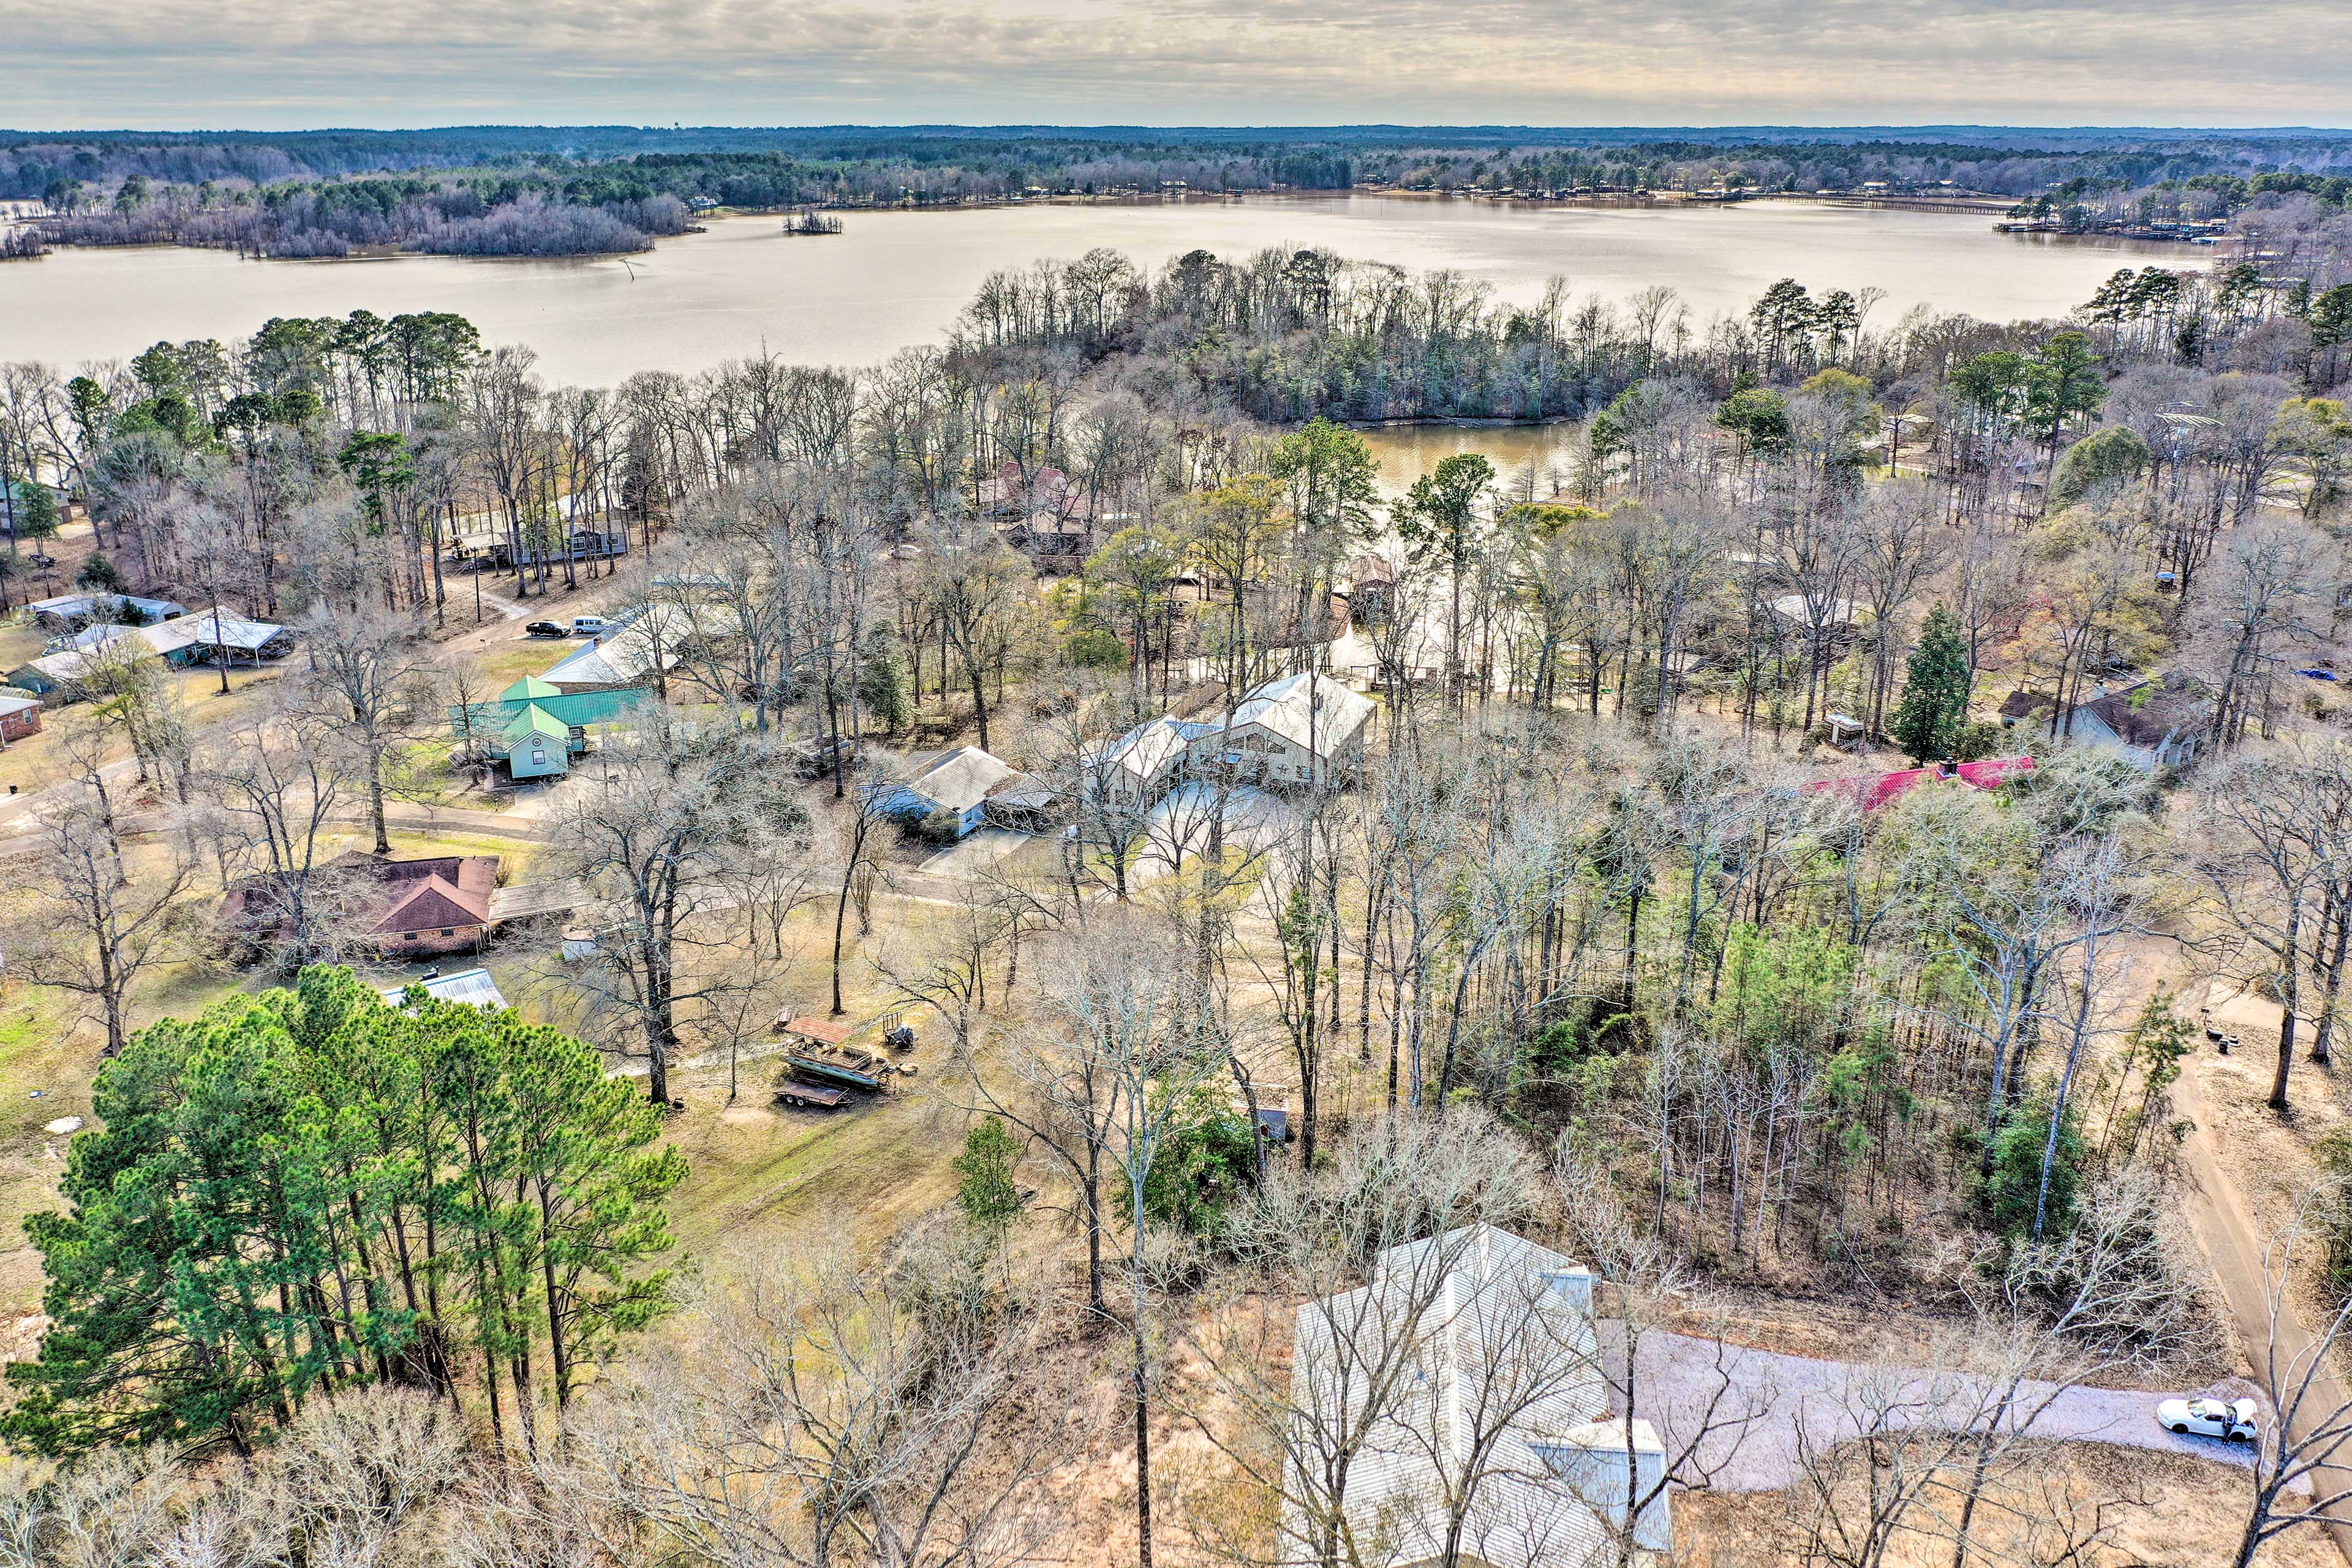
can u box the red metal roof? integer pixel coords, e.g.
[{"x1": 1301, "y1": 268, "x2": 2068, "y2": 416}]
[
  {"x1": 777, "y1": 1014, "x2": 856, "y2": 1045},
  {"x1": 1803, "y1": 756, "x2": 2035, "y2": 812}
]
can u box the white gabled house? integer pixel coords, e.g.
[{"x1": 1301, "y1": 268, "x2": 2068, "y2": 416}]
[
  {"x1": 1287, "y1": 1224, "x2": 1670, "y2": 1568},
  {"x1": 1084, "y1": 672, "x2": 1374, "y2": 810}
]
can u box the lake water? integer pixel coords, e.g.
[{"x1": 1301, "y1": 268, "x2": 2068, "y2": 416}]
[{"x1": 0, "y1": 196, "x2": 2165, "y2": 386}]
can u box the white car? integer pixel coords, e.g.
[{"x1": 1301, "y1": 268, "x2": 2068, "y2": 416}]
[{"x1": 2156, "y1": 1396, "x2": 2258, "y2": 1442}]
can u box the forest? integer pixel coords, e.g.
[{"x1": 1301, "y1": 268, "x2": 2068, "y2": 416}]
[
  {"x1": 8, "y1": 124, "x2": 2352, "y2": 259},
  {"x1": 0, "y1": 170, "x2": 2349, "y2": 1566}
]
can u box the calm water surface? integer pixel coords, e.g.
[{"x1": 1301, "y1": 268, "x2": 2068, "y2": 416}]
[{"x1": 0, "y1": 197, "x2": 2166, "y2": 386}]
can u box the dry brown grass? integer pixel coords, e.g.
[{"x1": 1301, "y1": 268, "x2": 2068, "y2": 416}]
[{"x1": 1678, "y1": 1442, "x2": 2337, "y2": 1568}]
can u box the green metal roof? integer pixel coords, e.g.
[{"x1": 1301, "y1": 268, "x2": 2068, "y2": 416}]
[
  {"x1": 501, "y1": 674, "x2": 563, "y2": 702},
  {"x1": 502, "y1": 702, "x2": 570, "y2": 742}
]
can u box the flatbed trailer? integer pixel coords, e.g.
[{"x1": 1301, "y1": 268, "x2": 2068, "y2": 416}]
[{"x1": 774, "y1": 1081, "x2": 851, "y2": 1110}]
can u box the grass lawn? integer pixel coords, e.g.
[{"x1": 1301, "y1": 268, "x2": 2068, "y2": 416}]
[
  {"x1": 0, "y1": 663, "x2": 293, "y2": 798},
  {"x1": 0, "y1": 956, "x2": 254, "y2": 1324},
  {"x1": 464, "y1": 636, "x2": 575, "y2": 692}
]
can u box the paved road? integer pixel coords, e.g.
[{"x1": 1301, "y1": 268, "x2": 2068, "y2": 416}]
[{"x1": 1619, "y1": 1328, "x2": 2258, "y2": 1493}]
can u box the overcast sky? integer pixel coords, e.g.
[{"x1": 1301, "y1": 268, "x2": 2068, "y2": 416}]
[{"x1": 9, "y1": 0, "x2": 2350, "y2": 132}]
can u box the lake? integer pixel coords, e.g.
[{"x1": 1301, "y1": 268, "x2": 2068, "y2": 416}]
[{"x1": 0, "y1": 196, "x2": 2166, "y2": 386}]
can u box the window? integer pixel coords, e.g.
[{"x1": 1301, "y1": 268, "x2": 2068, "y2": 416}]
[
  {"x1": 440, "y1": 928, "x2": 454, "y2": 937},
  {"x1": 402, "y1": 932, "x2": 417, "y2": 942}
]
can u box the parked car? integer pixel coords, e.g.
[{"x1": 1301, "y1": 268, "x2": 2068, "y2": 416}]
[
  {"x1": 2156, "y1": 1396, "x2": 2258, "y2": 1441},
  {"x1": 26, "y1": 554, "x2": 56, "y2": 569},
  {"x1": 570, "y1": 616, "x2": 608, "y2": 637},
  {"x1": 525, "y1": 620, "x2": 567, "y2": 638}
]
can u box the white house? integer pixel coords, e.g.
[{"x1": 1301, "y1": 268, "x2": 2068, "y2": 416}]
[
  {"x1": 539, "y1": 613, "x2": 684, "y2": 694},
  {"x1": 1186, "y1": 671, "x2": 1373, "y2": 790},
  {"x1": 1288, "y1": 1224, "x2": 1670, "y2": 1568},
  {"x1": 1085, "y1": 715, "x2": 1207, "y2": 811},
  {"x1": 872, "y1": 745, "x2": 1035, "y2": 839}
]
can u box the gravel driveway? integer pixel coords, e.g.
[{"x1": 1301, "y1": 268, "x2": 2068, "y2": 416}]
[{"x1": 1616, "y1": 1329, "x2": 2260, "y2": 1492}]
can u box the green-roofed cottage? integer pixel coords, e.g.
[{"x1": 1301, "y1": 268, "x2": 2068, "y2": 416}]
[{"x1": 502, "y1": 703, "x2": 575, "y2": 780}]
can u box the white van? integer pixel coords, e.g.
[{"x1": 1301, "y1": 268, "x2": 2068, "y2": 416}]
[{"x1": 570, "y1": 616, "x2": 608, "y2": 638}]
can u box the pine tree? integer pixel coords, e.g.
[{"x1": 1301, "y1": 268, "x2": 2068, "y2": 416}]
[
  {"x1": 6, "y1": 967, "x2": 683, "y2": 1457},
  {"x1": 1890, "y1": 602, "x2": 1973, "y2": 761}
]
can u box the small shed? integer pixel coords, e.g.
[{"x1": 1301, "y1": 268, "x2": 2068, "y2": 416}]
[
  {"x1": 1824, "y1": 712, "x2": 1868, "y2": 750},
  {"x1": 0, "y1": 691, "x2": 43, "y2": 742},
  {"x1": 380, "y1": 968, "x2": 509, "y2": 1011}
]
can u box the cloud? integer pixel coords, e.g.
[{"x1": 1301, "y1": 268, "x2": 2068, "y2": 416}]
[{"x1": 5, "y1": 0, "x2": 2348, "y2": 130}]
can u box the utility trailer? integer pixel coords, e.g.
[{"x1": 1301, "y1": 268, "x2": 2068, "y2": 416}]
[{"x1": 774, "y1": 1081, "x2": 851, "y2": 1110}]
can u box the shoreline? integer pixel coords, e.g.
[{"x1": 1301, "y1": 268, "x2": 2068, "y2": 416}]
[{"x1": 5, "y1": 189, "x2": 2179, "y2": 273}]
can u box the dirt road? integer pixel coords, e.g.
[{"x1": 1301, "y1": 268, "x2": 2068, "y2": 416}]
[{"x1": 2174, "y1": 1046, "x2": 2352, "y2": 1566}]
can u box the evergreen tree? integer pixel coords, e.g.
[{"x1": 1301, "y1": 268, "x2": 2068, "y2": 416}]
[
  {"x1": 953, "y1": 1117, "x2": 1023, "y2": 1242},
  {"x1": 1890, "y1": 602, "x2": 1973, "y2": 761},
  {"x1": 5, "y1": 967, "x2": 682, "y2": 1458}
]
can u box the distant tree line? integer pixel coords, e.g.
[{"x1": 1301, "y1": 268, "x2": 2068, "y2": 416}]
[{"x1": 12, "y1": 127, "x2": 2352, "y2": 262}]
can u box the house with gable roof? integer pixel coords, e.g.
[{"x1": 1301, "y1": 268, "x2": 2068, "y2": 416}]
[
  {"x1": 222, "y1": 850, "x2": 502, "y2": 958},
  {"x1": 1185, "y1": 671, "x2": 1373, "y2": 790},
  {"x1": 1289, "y1": 1223, "x2": 1670, "y2": 1567}
]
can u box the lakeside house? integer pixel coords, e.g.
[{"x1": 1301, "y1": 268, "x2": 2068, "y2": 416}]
[{"x1": 1288, "y1": 1223, "x2": 1670, "y2": 1567}]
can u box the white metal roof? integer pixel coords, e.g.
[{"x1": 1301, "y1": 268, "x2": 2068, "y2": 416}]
[
  {"x1": 902, "y1": 745, "x2": 1019, "y2": 814},
  {"x1": 1287, "y1": 1224, "x2": 1653, "y2": 1567},
  {"x1": 1222, "y1": 671, "x2": 1373, "y2": 759},
  {"x1": 379, "y1": 968, "x2": 508, "y2": 1011}
]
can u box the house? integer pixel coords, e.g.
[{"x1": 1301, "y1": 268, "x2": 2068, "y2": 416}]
[
  {"x1": 870, "y1": 745, "x2": 1037, "y2": 839},
  {"x1": 1186, "y1": 671, "x2": 1373, "y2": 789},
  {"x1": 221, "y1": 851, "x2": 501, "y2": 957},
  {"x1": 1346, "y1": 555, "x2": 1400, "y2": 625},
  {"x1": 1085, "y1": 715, "x2": 1207, "y2": 811},
  {"x1": 380, "y1": 968, "x2": 508, "y2": 1011},
  {"x1": 8, "y1": 623, "x2": 160, "y2": 699},
  {"x1": 538, "y1": 615, "x2": 683, "y2": 693},
  {"x1": 450, "y1": 679, "x2": 646, "y2": 780},
  {"x1": 1289, "y1": 1224, "x2": 1669, "y2": 1567},
  {"x1": 503, "y1": 701, "x2": 575, "y2": 780},
  {"x1": 26, "y1": 592, "x2": 185, "y2": 631},
  {"x1": 1086, "y1": 672, "x2": 1376, "y2": 808},
  {"x1": 145, "y1": 607, "x2": 295, "y2": 667},
  {"x1": 2071, "y1": 676, "x2": 2210, "y2": 770},
  {"x1": 0, "y1": 691, "x2": 42, "y2": 742}
]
